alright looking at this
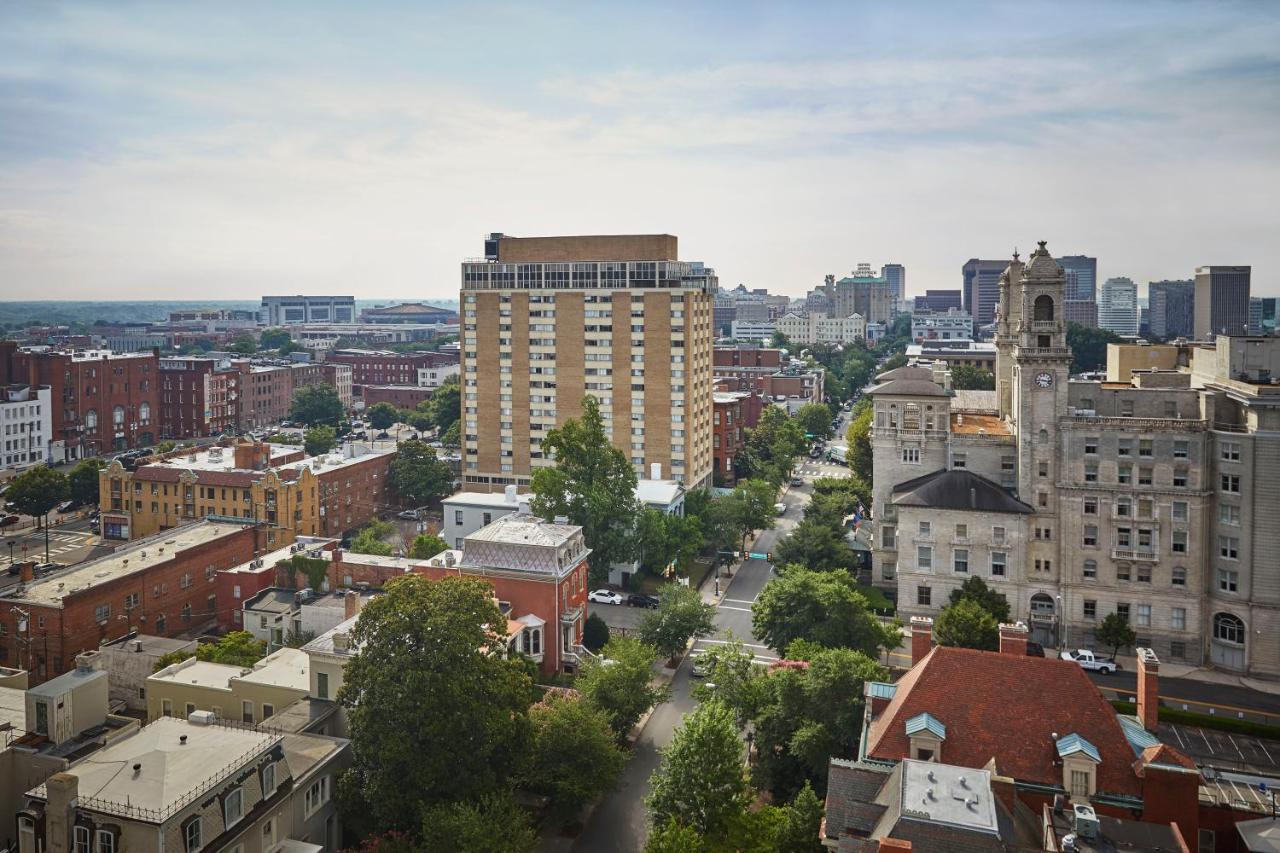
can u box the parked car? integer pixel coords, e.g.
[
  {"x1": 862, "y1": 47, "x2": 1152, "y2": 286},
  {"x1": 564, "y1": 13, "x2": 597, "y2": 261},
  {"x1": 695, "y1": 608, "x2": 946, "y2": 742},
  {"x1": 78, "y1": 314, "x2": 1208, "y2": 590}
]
[
  {"x1": 1026, "y1": 641, "x2": 1045, "y2": 658},
  {"x1": 0, "y1": 514, "x2": 18, "y2": 527},
  {"x1": 55, "y1": 500, "x2": 78, "y2": 514},
  {"x1": 808, "y1": 448, "x2": 821, "y2": 459},
  {"x1": 627, "y1": 593, "x2": 660, "y2": 609},
  {"x1": 690, "y1": 655, "x2": 710, "y2": 678},
  {"x1": 1059, "y1": 649, "x2": 1117, "y2": 674},
  {"x1": 397, "y1": 509, "x2": 420, "y2": 520},
  {"x1": 376, "y1": 431, "x2": 391, "y2": 439},
  {"x1": 774, "y1": 502, "x2": 787, "y2": 516},
  {"x1": 789, "y1": 476, "x2": 804, "y2": 487},
  {"x1": 588, "y1": 589, "x2": 624, "y2": 605}
]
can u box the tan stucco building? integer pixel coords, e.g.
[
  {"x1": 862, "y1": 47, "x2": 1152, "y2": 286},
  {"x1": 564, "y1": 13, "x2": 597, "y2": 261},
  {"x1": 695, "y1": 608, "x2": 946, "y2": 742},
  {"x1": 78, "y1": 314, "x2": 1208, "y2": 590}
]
[{"x1": 146, "y1": 648, "x2": 311, "y2": 725}]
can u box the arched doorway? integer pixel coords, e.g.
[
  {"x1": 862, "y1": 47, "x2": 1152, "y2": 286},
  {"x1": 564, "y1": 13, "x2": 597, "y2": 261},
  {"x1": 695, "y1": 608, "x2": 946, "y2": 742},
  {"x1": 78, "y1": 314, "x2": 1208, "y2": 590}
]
[
  {"x1": 1034, "y1": 294, "x2": 1055, "y2": 322},
  {"x1": 1211, "y1": 612, "x2": 1246, "y2": 670},
  {"x1": 1028, "y1": 593, "x2": 1057, "y2": 648}
]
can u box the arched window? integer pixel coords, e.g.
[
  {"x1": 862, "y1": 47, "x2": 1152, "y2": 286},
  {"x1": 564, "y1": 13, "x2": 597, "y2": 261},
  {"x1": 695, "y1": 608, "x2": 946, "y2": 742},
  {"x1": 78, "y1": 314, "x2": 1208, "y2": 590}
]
[
  {"x1": 113, "y1": 405, "x2": 125, "y2": 426},
  {"x1": 1030, "y1": 593, "x2": 1055, "y2": 615},
  {"x1": 1038, "y1": 428, "x2": 1049, "y2": 443},
  {"x1": 1213, "y1": 613, "x2": 1245, "y2": 645},
  {"x1": 1034, "y1": 294, "x2": 1055, "y2": 322},
  {"x1": 85, "y1": 409, "x2": 98, "y2": 429},
  {"x1": 531, "y1": 628, "x2": 542, "y2": 655},
  {"x1": 139, "y1": 401, "x2": 151, "y2": 423}
]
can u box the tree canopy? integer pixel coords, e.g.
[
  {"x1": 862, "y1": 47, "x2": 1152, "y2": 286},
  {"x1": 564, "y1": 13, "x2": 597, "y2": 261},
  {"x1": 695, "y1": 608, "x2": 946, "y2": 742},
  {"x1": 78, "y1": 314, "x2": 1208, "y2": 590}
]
[
  {"x1": 523, "y1": 693, "x2": 626, "y2": 821},
  {"x1": 227, "y1": 333, "x2": 257, "y2": 355},
  {"x1": 367, "y1": 402, "x2": 400, "y2": 431},
  {"x1": 773, "y1": 517, "x2": 858, "y2": 573},
  {"x1": 349, "y1": 518, "x2": 395, "y2": 556},
  {"x1": 304, "y1": 425, "x2": 336, "y2": 456},
  {"x1": 530, "y1": 395, "x2": 639, "y2": 585},
  {"x1": 752, "y1": 566, "x2": 898, "y2": 657},
  {"x1": 422, "y1": 375, "x2": 460, "y2": 433},
  {"x1": 794, "y1": 403, "x2": 834, "y2": 440},
  {"x1": 154, "y1": 631, "x2": 266, "y2": 671},
  {"x1": 388, "y1": 439, "x2": 453, "y2": 507},
  {"x1": 576, "y1": 635, "x2": 668, "y2": 740},
  {"x1": 339, "y1": 575, "x2": 535, "y2": 830},
  {"x1": 646, "y1": 698, "x2": 751, "y2": 838},
  {"x1": 1097, "y1": 612, "x2": 1137, "y2": 658},
  {"x1": 950, "y1": 365, "x2": 995, "y2": 390},
  {"x1": 417, "y1": 795, "x2": 537, "y2": 853},
  {"x1": 291, "y1": 383, "x2": 345, "y2": 427},
  {"x1": 844, "y1": 400, "x2": 873, "y2": 487},
  {"x1": 947, "y1": 575, "x2": 1011, "y2": 623},
  {"x1": 67, "y1": 458, "x2": 106, "y2": 506},
  {"x1": 639, "y1": 583, "x2": 716, "y2": 660},
  {"x1": 1068, "y1": 322, "x2": 1123, "y2": 374},
  {"x1": 4, "y1": 466, "x2": 69, "y2": 519},
  {"x1": 934, "y1": 598, "x2": 999, "y2": 651},
  {"x1": 259, "y1": 328, "x2": 291, "y2": 350},
  {"x1": 736, "y1": 407, "x2": 808, "y2": 486},
  {"x1": 408, "y1": 532, "x2": 448, "y2": 559}
]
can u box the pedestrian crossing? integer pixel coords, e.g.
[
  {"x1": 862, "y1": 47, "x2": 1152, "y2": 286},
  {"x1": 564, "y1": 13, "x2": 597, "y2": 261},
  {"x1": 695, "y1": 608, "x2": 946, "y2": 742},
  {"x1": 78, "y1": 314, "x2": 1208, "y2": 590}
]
[{"x1": 794, "y1": 465, "x2": 850, "y2": 479}]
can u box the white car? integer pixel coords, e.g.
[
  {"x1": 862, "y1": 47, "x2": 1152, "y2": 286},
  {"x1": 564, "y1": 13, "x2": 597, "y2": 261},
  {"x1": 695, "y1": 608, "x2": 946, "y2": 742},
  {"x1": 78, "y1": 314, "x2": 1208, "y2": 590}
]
[{"x1": 588, "y1": 589, "x2": 623, "y2": 605}]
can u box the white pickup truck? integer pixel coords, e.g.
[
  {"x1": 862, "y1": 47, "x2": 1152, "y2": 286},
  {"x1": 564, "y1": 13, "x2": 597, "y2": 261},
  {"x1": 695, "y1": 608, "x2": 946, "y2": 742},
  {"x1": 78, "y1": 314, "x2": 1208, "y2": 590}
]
[{"x1": 1059, "y1": 649, "x2": 1118, "y2": 674}]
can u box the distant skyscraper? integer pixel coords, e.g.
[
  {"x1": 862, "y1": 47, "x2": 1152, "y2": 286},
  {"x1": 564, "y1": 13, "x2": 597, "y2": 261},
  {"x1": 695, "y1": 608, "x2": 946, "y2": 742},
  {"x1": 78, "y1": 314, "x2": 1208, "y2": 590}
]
[
  {"x1": 1194, "y1": 265, "x2": 1251, "y2": 339},
  {"x1": 1098, "y1": 277, "x2": 1138, "y2": 337},
  {"x1": 915, "y1": 289, "x2": 962, "y2": 313},
  {"x1": 1250, "y1": 297, "x2": 1264, "y2": 336},
  {"x1": 961, "y1": 259, "x2": 1007, "y2": 331},
  {"x1": 1057, "y1": 255, "x2": 1098, "y2": 301},
  {"x1": 881, "y1": 263, "x2": 906, "y2": 302},
  {"x1": 1063, "y1": 299, "x2": 1098, "y2": 328},
  {"x1": 1147, "y1": 280, "x2": 1195, "y2": 339}
]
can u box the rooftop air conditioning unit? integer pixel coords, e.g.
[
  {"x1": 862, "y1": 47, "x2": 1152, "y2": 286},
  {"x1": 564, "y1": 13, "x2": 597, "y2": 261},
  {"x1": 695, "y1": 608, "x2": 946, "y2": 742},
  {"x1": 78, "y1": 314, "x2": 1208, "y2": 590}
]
[{"x1": 1072, "y1": 804, "x2": 1099, "y2": 841}]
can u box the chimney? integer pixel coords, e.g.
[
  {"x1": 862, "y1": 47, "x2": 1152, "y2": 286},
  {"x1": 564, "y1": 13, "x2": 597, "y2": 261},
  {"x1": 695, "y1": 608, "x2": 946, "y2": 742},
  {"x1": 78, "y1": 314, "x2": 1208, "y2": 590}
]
[
  {"x1": 1137, "y1": 647, "x2": 1160, "y2": 732},
  {"x1": 75, "y1": 651, "x2": 100, "y2": 672},
  {"x1": 650, "y1": 462, "x2": 662, "y2": 480},
  {"x1": 504, "y1": 484, "x2": 517, "y2": 503},
  {"x1": 331, "y1": 548, "x2": 342, "y2": 564},
  {"x1": 998, "y1": 621, "x2": 1029, "y2": 657},
  {"x1": 45, "y1": 772, "x2": 78, "y2": 853},
  {"x1": 344, "y1": 589, "x2": 361, "y2": 620},
  {"x1": 910, "y1": 616, "x2": 933, "y2": 665},
  {"x1": 19, "y1": 561, "x2": 35, "y2": 583}
]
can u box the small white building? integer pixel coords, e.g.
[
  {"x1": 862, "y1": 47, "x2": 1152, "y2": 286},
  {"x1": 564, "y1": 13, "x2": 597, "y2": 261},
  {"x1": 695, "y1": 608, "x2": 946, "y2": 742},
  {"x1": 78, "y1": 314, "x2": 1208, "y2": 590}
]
[
  {"x1": 911, "y1": 309, "x2": 974, "y2": 342},
  {"x1": 442, "y1": 486, "x2": 529, "y2": 550},
  {"x1": 416, "y1": 363, "x2": 460, "y2": 387},
  {"x1": 776, "y1": 312, "x2": 867, "y2": 345},
  {"x1": 1, "y1": 385, "x2": 52, "y2": 473}
]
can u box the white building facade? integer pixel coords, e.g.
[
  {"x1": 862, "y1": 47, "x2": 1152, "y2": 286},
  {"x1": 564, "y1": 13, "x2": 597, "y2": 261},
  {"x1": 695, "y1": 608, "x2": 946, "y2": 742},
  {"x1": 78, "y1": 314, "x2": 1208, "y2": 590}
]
[
  {"x1": 911, "y1": 309, "x2": 974, "y2": 342},
  {"x1": 1098, "y1": 277, "x2": 1139, "y2": 337},
  {"x1": 776, "y1": 312, "x2": 867, "y2": 345},
  {"x1": 2, "y1": 385, "x2": 52, "y2": 472}
]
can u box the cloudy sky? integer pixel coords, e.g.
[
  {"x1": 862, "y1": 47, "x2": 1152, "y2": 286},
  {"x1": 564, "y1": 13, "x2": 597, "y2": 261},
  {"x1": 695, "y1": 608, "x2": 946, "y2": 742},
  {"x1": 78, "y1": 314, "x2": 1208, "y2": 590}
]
[{"x1": 1, "y1": 1, "x2": 1277, "y2": 302}]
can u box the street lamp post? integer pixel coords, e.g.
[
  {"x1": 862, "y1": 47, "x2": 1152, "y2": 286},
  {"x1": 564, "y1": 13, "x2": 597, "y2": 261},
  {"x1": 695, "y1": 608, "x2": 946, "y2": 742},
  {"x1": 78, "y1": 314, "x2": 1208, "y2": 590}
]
[{"x1": 6, "y1": 540, "x2": 14, "y2": 565}]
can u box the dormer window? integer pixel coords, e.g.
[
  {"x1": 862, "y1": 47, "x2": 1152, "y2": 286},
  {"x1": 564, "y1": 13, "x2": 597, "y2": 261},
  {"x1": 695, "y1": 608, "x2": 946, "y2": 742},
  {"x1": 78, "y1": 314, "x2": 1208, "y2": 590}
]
[
  {"x1": 905, "y1": 712, "x2": 946, "y2": 762},
  {"x1": 1056, "y1": 733, "x2": 1100, "y2": 799}
]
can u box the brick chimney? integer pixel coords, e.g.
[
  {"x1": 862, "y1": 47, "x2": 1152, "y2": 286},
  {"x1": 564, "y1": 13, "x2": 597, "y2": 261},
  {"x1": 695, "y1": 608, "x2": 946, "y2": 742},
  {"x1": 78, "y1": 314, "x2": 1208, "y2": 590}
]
[
  {"x1": 45, "y1": 772, "x2": 78, "y2": 853},
  {"x1": 344, "y1": 589, "x2": 361, "y2": 620},
  {"x1": 998, "y1": 621, "x2": 1029, "y2": 656},
  {"x1": 233, "y1": 441, "x2": 268, "y2": 470},
  {"x1": 1137, "y1": 647, "x2": 1160, "y2": 732},
  {"x1": 19, "y1": 561, "x2": 35, "y2": 584},
  {"x1": 910, "y1": 616, "x2": 933, "y2": 666}
]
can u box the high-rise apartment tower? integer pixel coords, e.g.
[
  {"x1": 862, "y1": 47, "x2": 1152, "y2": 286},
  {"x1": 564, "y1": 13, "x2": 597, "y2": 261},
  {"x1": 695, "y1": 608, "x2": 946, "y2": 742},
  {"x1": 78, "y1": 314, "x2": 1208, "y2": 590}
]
[{"x1": 1194, "y1": 265, "x2": 1251, "y2": 339}]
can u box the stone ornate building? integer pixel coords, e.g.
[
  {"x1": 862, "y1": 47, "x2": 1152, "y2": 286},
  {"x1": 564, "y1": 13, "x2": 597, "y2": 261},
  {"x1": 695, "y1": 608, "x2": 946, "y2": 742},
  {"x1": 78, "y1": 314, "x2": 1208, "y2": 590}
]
[{"x1": 870, "y1": 242, "x2": 1280, "y2": 678}]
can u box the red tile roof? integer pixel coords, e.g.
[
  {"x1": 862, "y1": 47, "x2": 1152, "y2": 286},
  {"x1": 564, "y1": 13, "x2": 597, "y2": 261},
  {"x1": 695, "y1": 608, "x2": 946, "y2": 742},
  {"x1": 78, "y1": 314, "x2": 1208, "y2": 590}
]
[
  {"x1": 1136, "y1": 744, "x2": 1198, "y2": 774},
  {"x1": 867, "y1": 646, "x2": 1141, "y2": 796}
]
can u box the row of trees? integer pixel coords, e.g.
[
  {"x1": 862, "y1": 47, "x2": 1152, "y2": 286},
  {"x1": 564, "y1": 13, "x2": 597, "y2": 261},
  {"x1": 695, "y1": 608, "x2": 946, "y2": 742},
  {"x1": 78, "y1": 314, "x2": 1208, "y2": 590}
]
[{"x1": 338, "y1": 575, "x2": 665, "y2": 849}]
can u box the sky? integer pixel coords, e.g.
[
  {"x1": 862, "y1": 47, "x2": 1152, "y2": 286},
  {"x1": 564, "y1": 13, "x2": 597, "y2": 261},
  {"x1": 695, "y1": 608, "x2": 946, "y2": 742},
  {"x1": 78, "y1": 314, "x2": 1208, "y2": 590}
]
[{"x1": 1, "y1": 1, "x2": 1278, "y2": 302}]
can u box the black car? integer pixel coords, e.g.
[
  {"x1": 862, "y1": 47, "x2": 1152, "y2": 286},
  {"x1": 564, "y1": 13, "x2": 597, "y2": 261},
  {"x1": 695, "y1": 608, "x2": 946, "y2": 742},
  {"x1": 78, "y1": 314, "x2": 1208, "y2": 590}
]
[
  {"x1": 1026, "y1": 641, "x2": 1046, "y2": 658},
  {"x1": 627, "y1": 593, "x2": 660, "y2": 609}
]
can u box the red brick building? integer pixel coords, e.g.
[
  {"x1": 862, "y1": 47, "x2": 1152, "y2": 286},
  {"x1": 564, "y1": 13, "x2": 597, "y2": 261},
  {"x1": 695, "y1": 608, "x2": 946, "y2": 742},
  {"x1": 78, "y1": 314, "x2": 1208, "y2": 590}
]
[
  {"x1": 361, "y1": 385, "x2": 435, "y2": 410},
  {"x1": 711, "y1": 389, "x2": 766, "y2": 484},
  {"x1": 158, "y1": 356, "x2": 240, "y2": 439},
  {"x1": 0, "y1": 520, "x2": 262, "y2": 685},
  {"x1": 236, "y1": 363, "x2": 293, "y2": 430},
  {"x1": 712, "y1": 345, "x2": 782, "y2": 392},
  {"x1": 0, "y1": 342, "x2": 160, "y2": 461},
  {"x1": 325, "y1": 349, "x2": 458, "y2": 391}
]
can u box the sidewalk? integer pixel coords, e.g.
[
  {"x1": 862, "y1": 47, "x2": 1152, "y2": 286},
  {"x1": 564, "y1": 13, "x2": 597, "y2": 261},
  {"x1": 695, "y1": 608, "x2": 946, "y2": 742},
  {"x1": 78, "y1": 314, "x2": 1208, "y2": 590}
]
[{"x1": 1109, "y1": 650, "x2": 1280, "y2": 696}]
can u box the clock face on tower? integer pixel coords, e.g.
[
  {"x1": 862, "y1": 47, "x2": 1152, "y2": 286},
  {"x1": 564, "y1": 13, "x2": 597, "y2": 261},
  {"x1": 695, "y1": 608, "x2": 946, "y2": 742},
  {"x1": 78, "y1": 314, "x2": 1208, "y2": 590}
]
[{"x1": 1035, "y1": 372, "x2": 1054, "y2": 389}]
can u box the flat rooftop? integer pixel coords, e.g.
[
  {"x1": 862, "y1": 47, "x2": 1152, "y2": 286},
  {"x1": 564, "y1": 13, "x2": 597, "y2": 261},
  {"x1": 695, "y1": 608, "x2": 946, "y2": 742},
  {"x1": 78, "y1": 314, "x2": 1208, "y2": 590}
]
[
  {"x1": 443, "y1": 490, "x2": 527, "y2": 509},
  {"x1": 465, "y1": 513, "x2": 580, "y2": 548},
  {"x1": 2, "y1": 520, "x2": 249, "y2": 608},
  {"x1": 224, "y1": 539, "x2": 335, "y2": 575},
  {"x1": 29, "y1": 717, "x2": 278, "y2": 820},
  {"x1": 898, "y1": 758, "x2": 998, "y2": 836},
  {"x1": 302, "y1": 615, "x2": 359, "y2": 658},
  {"x1": 101, "y1": 634, "x2": 198, "y2": 656},
  {"x1": 235, "y1": 648, "x2": 310, "y2": 692},
  {"x1": 142, "y1": 443, "x2": 298, "y2": 473},
  {"x1": 152, "y1": 659, "x2": 244, "y2": 690},
  {"x1": 244, "y1": 588, "x2": 298, "y2": 614},
  {"x1": 635, "y1": 479, "x2": 684, "y2": 507}
]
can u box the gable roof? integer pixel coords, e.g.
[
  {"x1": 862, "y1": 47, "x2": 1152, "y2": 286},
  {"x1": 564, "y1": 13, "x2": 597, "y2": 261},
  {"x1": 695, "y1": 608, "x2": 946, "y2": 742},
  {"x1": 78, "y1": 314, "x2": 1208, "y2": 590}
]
[
  {"x1": 1056, "y1": 733, "x2": 1101, "y2": 763},
  {"x1": 892, "y1": 469, "x2": 1033, "y2": 515},
  {"x1": 866, "y1": 646, "x2": 1142, "y2": 797},
  {"x1": 867, "y1": 377, "x2": 950, "y2": 398},
  {"x1": 905, "y1": 712, "x2": 947, "y2": 740}
]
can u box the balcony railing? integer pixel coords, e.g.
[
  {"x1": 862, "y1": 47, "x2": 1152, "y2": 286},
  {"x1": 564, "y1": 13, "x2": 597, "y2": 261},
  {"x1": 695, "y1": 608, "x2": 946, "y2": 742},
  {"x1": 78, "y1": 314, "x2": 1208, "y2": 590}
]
[{"x1": 1112, "y1": 547, "x2": 1159, "y2": 562}]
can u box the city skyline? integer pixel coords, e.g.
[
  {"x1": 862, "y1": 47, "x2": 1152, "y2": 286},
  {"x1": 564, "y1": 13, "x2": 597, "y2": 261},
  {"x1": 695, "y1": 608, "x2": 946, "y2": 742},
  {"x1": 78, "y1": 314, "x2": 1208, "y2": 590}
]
[{"x1": 1, "y1": 2, "x2": 1278, "y2": 301}]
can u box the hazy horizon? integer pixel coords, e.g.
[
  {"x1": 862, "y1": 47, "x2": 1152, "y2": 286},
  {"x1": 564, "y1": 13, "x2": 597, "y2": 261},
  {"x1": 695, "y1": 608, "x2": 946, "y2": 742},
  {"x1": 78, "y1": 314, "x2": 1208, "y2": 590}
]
[{"x1": 2, "y1": 2, "x2": 1277, "y2": 301}]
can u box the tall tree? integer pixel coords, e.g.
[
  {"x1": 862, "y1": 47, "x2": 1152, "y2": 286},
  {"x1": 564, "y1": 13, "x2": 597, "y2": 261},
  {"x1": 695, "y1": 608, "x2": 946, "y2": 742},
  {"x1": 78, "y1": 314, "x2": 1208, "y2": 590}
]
[
  {"x1": 576, "y1": 635, "x2": 668, "y2": 740},
  {"x1": 388, "y1": 439, "x2": 453, "y2": 507},
  {"x1": 845, "y1": 401, "x2": 873, "y2": 487},
  {"x1": 794, "y1": 403, "x2": 834, "y2": 440},
  {"x1": 408, "y1": 532, "x2": 448, "y2": 559},
  {"x1": 752, "y1": 566, "x2": 898, "y2": 656},
  {"x1": 227, "y1": 333, "x2": 257, "y2": 355},
  {"x1": 1067, "y1": 322, "x2": 1123, "y2": 374},
  {"x1": 4, "y1": 466, "x2": 69, "y2": 562},
  {"x1": 773, "y1": 517, "x2": 858, "y2": 573},
  {"x1": 349, "y1": 518, "x2": 395, "y2": 556},
  {"x1": 530, "y1": 395, "x2": 639, "y2": 584},
  {"x1": 646, "y1": 699, "x2": 751, "y2": 839},
  {"x1": 259, "y1": 328, "x2": 291, "y2": 350},
  {"x1": 774, "y1": 783, "x2": 826, "y2": 853},
  {"x1": 950, "y1": 365, "x2": 996, "y2": 390},
  {"x1": 418, "y1": 795, "x2": 537, "y2": 853},
  {"x1": 948, "y1": 575, "x2": 1011, "y2": 622},
  {"x1": 424, "y1": 375, "x2": 461, "y2": 432},
  {"x1": 934, "y1": 598, "x2": 999, "y2": 651},
  {"x1": 1096, "y1": 612, "x2": 1137, "y2": 659},
  {"x1": 339, "y1": 575, "x2": 535, "y2": 830},
  {"x1": 366, "y1": 402, "x2": 400, "y2": 431},
  {"x1": 291, "y1": 383, "x2": 344, "y2": 427},
  {"x1": 639, "y1": 583, "x2": 716, "y2": 661},
  {"x1": 67, "y1": 458, "x2": 106, "y2": 506},
  {"x1": 304, "y1": 425, "x2": 336, "y2": 456},
  {"x1": 524, "y1": 694, "x2": 626, "y2": 822}
]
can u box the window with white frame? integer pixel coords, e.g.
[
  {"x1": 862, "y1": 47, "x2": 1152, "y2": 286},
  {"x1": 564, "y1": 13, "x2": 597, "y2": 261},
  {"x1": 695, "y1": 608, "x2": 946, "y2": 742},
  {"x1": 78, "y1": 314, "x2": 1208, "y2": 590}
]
[
  {"x1": 1136, "y1": 604, "x2": 1152, "y2": 626},
  {"x1": 305, "y1": 775, "x2": 331, "y2": 817},
  {"x1": 184, "y1": 817, "x2": 201, "y2": 853},
  {"x1": 263, "y1": 761, "x2": 276, "y2": 796},
  {"x1": 224, "y1": 786, "x2": 244, "y2": 828},
  {"x1": 902, "y1": 448, "x2": 920, "y2": 464},
  {"x1": 95, "y1": 831, "x2": 114, "y2": 853},
  {"x1": 1172, "y1": 567, "x2": 1187, "y2": 587},
  {"x1": 918, "y1": 521, "x2": 931, "y2": 536},
  {"x1": 74, "y1": 826, "x2": 91, "y2": 853},
  {"x1": 991, "y1": 552, "x2": 1006, "y2": 576},
  {"x1": 953, "y1": 549, "x2": 969, "y2": 573},
  {"x1": 1172, "y1": 501, "x2": 1188, "y2": 522},
  {"x1": 1172, "y1": 607, "x2": 1186, "y2": 631},
  {"x1": 917, "y1": 545, "x2": 933, "y2": 570},
  {"x1": 1221, "y1": 442, "x2": 1241, "y2": 461}
]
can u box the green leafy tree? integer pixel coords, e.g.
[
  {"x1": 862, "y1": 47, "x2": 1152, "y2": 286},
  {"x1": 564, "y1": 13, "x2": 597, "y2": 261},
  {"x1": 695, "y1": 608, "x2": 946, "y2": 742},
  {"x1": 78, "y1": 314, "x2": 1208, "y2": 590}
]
[
  {"x1": 67, "y1": 458, "x2": 106, "y2": 506},
  {"x1": 769, "y1": 330, "x2": 793, "y2": 350},
  {"x1": 773, "y1": 783, "x2": 826, "y2": 853},
  {"x1": 155, "y1": 439, "x2": 178, "y2": 453},
  {"x1": 418, "y1": 794, "x2": 537, "y2": 853},
  {"x1": 845, "y1": 401, "x2": 873, "y2": 487},
  {"x1": 950, "y1": 365, "x2": 996, "y2": 390},
  {"x1": 647, "y1": 698, "x2": 750, "y2": 839},
  {"x1": 440, "y1": 420, "x2": 460, "y2": 446},
  {"x1": 406, "y1": 408, "x2": 434, "y2": 433},
  {"x1": 645, "y1": 820, "x2": 705, "y2": 853},
  {"x1": 690, "y1": 637, "x2": 769, "y2": 727},
  {"x1": 738, "y1": 407, "x2": 807, "y2": 485},
  {"x1": 259, "y1": 328, "x2": 291, "y2": 350},
  {"x1": 576, "y1": 635, "x2": 668, "y2": 739},
  {"x1": 1068, "y1": 322, "x2": 1124, "y2": 374},
  {"x1": 227, "y1": 333, "x2": 257, "y2": 355},
  {"x1": 736, "y1": 479, "x2": 778, "y2": 540},
  {"x1": 752, "y1": 647, "x2": 886, "y2": 799},
  {"x1": 339, "y1": 575, "x2": 535, "y2": 830},
  {"x1": 773, "y1": 517, "x2": 857, "y2": 573},
  {"x1": 530, "y1": 396, "x2": 639, "y2": 585},
  {"x1": 794, "y1": 403, "x2": 834, "y2": 440},
  {"x1": 525, "y1": 693, "x2": 626, "y2": 822},
  {"x1": 639, "y1": 583, "x2": 716, "y2": 661},
  {"x1": 304, "y1": 425, "x2": 336, "y2": 456},
  {"x1": 350, "y1": 518, "x2": 395, "y2": 556},
  {"x1": 582, "y1": 612, "x2": 611, "y2": 652},
  {"x1": 1096, "y1": 612, "x2": 1138, "y2": 659},
  {"x1": 752, "y1": 566, "x2": 898, "y2": 656},
  {"x1": 408, "y1": 532, "x2": 448, "y2": 559},
  {"x1": 947, "y1": 575, "x2": 1011, "y2": 622},
  {"x1": 5, "y1": 466, "x2": 69, "y2": 561},
  {"x1": 879, "y1": 353, "x2": 908, "y2": 371},
  {"x1": 388, "y1": 440, "x2": 453, "y2": 507},
  {"x1": 424, "y1": 375, "x2": 461, "y2": 432},
  {"x1": 366, "y1": 402, "x2": 400, "y2": 431},
  {"x1": 291, "y1": 383, "x2": 345, "y2": 427},
  {"x1": 154, "y1": 631, "x2": 267, "y2": 671},
  {"x1": 934, "y1": 598, "x2": 999, "y2": 651}
]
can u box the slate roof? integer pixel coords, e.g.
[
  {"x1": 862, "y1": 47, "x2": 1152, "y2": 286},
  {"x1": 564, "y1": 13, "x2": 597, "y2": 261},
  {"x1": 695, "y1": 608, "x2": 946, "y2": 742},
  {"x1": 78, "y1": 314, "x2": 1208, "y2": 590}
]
[
  {"x1": 875, "y1": 365, "x2": 935, "y2": 382},
  {"x1": 824, "y1": 759, "x2": 892, "y2": 839},
  {"x1": 867, "y1": 378, "x2": 950, "y2": 398},
  {"x1": 891, "y1": 469, "x2": 1033, "y2": 515},
  {"x1": 866, "y1": 646, "x2": 1143, "y2": 797}
]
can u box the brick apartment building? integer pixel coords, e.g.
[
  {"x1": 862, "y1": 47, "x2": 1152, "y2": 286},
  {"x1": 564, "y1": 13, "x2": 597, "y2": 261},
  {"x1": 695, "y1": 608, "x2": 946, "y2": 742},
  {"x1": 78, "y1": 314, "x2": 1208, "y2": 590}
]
[
  {"x1": 236, "y1": 363, "x2": 292, "y2": 431},
  {"x1": 360, "y1": 385, "x2": 435, "y2": 409},
  {"x1": 157, "y1": 356, "x2": 240, "y2": 439},
  {"x1": 0, "y1": 520, "x2": 261, "y2": 685},
  {"x1": 324, "y1": 349, "x2": 458, "y2": 393},
  {"x1": 713, "y1": 344, "x2": 824, "y2": 406},
  {"x1": 289, "y1": 361, "x2": 353, "y2": 411},
  {"x1": 99, "y1": 439, "x2": 394, "y2": 542},
  {"x1": 711, "y1": 389, "x2": 764, "y2": 484},
  {"x1": 0, "y1": 342, "x2": 160, "y2": 461}
]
